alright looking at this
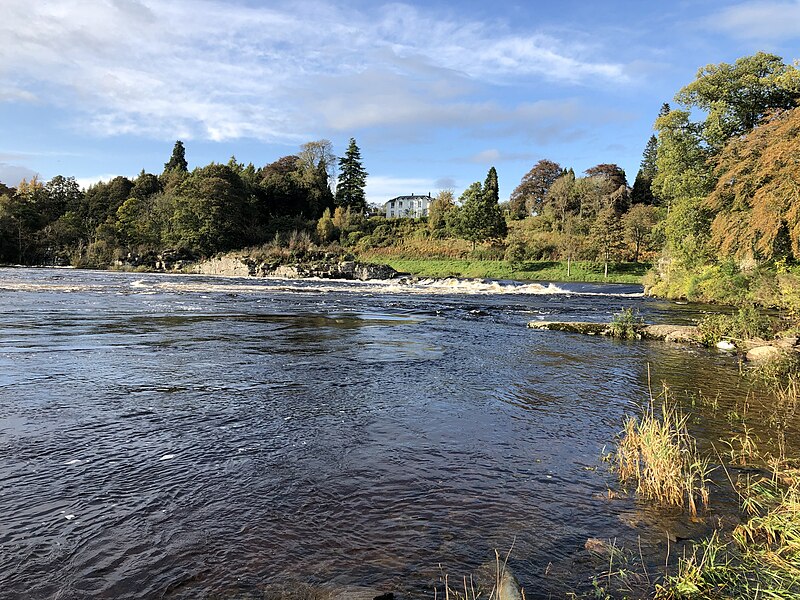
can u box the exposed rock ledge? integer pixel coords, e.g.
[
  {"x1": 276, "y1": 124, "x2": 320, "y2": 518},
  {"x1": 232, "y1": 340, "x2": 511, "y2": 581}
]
[
  {"x1": 526, "y1": 320, "x2": 702, "y2": 344},
  {"x1": 527, "y1": 320, "x2": 800, "y2": 362},
  {"x1": 190, "y1": 255, "x2": 399, "y2": 281}
]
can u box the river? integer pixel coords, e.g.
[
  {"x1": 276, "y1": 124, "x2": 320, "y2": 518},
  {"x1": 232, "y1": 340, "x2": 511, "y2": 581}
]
[{"x1": 0, "y1": 268, "x2": 793, "y2": 599}]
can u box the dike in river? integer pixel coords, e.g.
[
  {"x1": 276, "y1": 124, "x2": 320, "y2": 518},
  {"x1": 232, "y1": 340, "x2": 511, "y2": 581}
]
[{"x1": 527, "y1": 320, "x2": 800, "y2": 363}]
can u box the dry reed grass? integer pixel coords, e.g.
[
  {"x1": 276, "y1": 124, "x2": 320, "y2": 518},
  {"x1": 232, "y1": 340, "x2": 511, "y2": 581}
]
[{"x1": 615, "y1": 383, "x2": 711, "y2": 516}]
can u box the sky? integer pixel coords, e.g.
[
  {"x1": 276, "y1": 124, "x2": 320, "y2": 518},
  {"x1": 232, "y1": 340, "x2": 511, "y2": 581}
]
[{"x1": 1, "y1": 0, "x2": 800, "y2": 205}]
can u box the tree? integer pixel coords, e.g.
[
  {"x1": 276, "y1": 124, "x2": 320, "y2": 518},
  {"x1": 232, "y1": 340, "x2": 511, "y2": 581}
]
[
  {"x1": 428, "y1": 189, "x2": 455, "y2": 232},
  {"x1": 335, "y1": 138, "x2": 368, "y2": 211},
  {"x1": 544, "y1": 172, "x2": 579, "y2": 230},
  {"x1": 623, "y1": 204, "x2": 660, "y2": 262},
  {"x1": 584, "y1": 164, "x2": 628, "y2": 191},
  {"x1": 652, "y1": 109, "x2": 712, "y2": 211},
  {"x1": 676, "y1": 52, "x2": 800, "y2": 151},
  {"x1": 508, "y1": 159, "x2": 562, "y2": 218},
  {"x1": 631, "y1": 135, "x2": 659, "y2": 206},
  {"x1": 705, "y1": 106, "x2": 800, "y2": 262},
  {"x1": 131, "y1": 170, "x2": 161, "y2": 200},
  {"x1": 43, "y1": 176, "x2": 83, "y2": 223},
  {"x1": 164, "y1": 140, "x2": 188, "y2": 173},
  {"x1": 590, "y1": 204, "x2": 625, "y2": 278},
  {"x1": 298, "y1": 139, "x2": 337, "y2": 187},
  {"x1": 484, "y1": 166, "x2": 499, "y2": 204},
  {"x1": 168, "y1": 164, "x2": 251, "y2": 255},
  {"x1": 316, "y1": 208, "x2": 335, "y2": 243},
  {"x1": 451, "y1": 168, "x2": 507, "y2": 249}
]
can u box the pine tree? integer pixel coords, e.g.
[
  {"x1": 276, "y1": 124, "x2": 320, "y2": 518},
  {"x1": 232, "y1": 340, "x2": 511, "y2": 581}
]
[
  {"x1": 335, "y1": 138, "x2": 368, "y2": 211},
  {"x1": 164, "y1": 140, "x2": 188, "y2": 173},
  {"x1": 484, "y1": 166, "x2": 499, "y2": 204},
  {"x1": 631, "y1": 135, "x2": 660, "y2": 206}
]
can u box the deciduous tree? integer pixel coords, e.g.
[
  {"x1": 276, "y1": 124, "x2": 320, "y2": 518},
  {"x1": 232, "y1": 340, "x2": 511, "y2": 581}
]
[{"x1": 508, "y1": 159, "x2": 562, "y2": 218}]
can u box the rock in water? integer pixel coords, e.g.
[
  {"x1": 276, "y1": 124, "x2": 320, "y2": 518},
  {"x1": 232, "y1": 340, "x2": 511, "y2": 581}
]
[
  {"x1": 746, "y1": 345, "x2": 784, "y2": 363},
  {"x1": 716, "y1": 340, "x2": 736, "y2": 351},
  {"x1": 496, "y1": 569, "x2": 523, "y2": 600}
]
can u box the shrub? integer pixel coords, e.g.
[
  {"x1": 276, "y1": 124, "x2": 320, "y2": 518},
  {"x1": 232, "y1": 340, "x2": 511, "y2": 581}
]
[
  {"x1": 698, "y1": 306, "x2": 775, "y2": 346},
  {"x1": 609, "y1": 307, "x2": 643, "y2": 340}
]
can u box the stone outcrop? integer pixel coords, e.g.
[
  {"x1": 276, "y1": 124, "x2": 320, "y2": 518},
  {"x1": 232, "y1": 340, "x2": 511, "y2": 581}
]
[
  {"x1": 526, "y1": 320, "x2": 703, "y2": 344},
  {"x1": 190, "y1": 255, "x2": 251, "y2": 277},
  {"x1": 640, "y1": 324, "x2": 701, "y2": 344},
  {"x1": 191, "y1": 255, "x2": 399, "y2": 281}
]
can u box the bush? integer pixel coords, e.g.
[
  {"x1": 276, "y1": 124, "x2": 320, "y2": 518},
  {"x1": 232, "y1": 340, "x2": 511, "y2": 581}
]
[
  {"x1": 609, "y1": 307, "x2": 643, "y2": 339},
  {"x1": 698, "y1": 306, "x2": 775, "y2": 346}
]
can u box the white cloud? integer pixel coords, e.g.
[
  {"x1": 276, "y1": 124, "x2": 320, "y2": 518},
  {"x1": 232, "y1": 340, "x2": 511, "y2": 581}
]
[
  {"x1": 0, "y1": 0, "x2": 630, "y2": 143},
  {"x1": 708, "y1": 1, "x2": 800, "y2": 40}
]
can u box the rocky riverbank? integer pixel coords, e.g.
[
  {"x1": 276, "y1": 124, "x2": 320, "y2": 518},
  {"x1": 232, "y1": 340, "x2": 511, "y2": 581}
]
[
  {"x1": 527, "y1": 320, "x2": 800, "y2": 362},
  {"x1": 189, "y1": 254, "x2": 400, "y2": 281}
]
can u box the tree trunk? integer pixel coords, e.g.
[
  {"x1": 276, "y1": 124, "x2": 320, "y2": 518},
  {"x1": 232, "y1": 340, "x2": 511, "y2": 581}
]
[{"x1": 567, "y1": 254, "x2": 571, "y2": 277}]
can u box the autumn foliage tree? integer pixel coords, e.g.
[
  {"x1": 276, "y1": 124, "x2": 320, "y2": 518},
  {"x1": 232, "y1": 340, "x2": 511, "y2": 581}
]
[
  {"x1": 508, "y1": 159, "x2": 562, "y2": 218},
  {"x1": 705, "y1": 106, "x2": 800, "y2": 262}
]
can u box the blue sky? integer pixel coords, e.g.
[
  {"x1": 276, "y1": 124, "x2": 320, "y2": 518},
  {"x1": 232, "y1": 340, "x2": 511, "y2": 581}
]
[{"x1": 1, "y1": 0, "x2": 799, "y2": 205}]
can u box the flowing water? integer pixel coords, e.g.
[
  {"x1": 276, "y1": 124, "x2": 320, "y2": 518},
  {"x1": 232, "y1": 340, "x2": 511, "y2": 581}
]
[{"x1": 0, "y1": 267, "x2": 796, "y2": 599}]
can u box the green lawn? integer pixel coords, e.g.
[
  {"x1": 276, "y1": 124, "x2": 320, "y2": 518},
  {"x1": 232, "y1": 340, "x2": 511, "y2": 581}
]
[{"x1": 361, "y1": 256, "x2": 650, "y2": 284}]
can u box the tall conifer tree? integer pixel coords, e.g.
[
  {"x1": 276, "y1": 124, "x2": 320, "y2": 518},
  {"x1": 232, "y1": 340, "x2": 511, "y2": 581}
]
[{"x1": 335, "y1": 138, "x2": 368, "y2": 211}]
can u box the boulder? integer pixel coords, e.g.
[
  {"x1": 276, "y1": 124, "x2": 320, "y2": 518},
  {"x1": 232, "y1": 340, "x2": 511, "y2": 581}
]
[
  {"x1": 746, "y1": 345, "x2": 785, "y2": 363},
  {"x1": 640, "y1": 324, "x2": 701, "y2": 344}
]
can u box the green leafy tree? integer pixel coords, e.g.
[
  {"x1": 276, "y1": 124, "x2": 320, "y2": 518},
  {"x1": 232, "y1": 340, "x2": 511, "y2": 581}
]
[
  {"x1": 451, "y1": 168, "x2": 507, "y2": 249},
  {"x1": 591, "y1": 204, "x2": 625, "y2": 278},
  {"x1": 428, "y1": 189, "x2": 455, "y2": 233},
  {"x1": 623, "y1": 204, "x2": 660, "y2": 262},
  {"x1": 168, "y1": 164, "x2": 251, "y2": 255},
  {"x1": 316, "y1": 208, "x2": 336, "y2": 243},
  {"x1": 335, "y1": 138, "x2": 368, "y2": 211},
  {"x1": 544, "y1": 172, "x2": 579, "y2": 230},
  {"x1": 676, "y1": 52, "x2": 800, "y2": 151}
]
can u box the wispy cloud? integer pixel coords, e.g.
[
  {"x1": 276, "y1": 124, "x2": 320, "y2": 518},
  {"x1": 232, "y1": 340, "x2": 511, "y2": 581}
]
[
  {"x1": 0, "y1": 0, "x2": 630, "y2": 143},
  {"x1": 468, "y1": 149, "x2": 536, "y2": 164},
  {"x1": 706, "y1": 1, "x2": 800, "y2": 41}
]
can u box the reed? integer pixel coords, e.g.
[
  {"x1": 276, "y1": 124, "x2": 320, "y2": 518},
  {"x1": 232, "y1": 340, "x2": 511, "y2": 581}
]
[
  {"x1": 656, "y1": 379, "x2": 800, "y2": 598},
  {"x1": 614, "y1": 385, "x2": 711, "y2": 516}
]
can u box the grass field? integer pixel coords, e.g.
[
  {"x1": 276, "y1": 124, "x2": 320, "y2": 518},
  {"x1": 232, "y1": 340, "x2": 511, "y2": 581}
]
[{"x1": 360, "y1": 256, "x2": 650, "y2": 284}]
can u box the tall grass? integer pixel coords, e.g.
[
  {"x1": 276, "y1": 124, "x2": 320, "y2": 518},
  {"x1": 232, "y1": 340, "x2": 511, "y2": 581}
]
[
  {"x1": 655, "y1": 376, "x2": 800, "y2": 598},
  {"x1": 614, "y1": 384, "x2": 711, "y2": 516}
]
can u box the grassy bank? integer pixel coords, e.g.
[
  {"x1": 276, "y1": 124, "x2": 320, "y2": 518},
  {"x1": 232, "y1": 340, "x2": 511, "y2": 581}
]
[{"x1": 360, "y1": 255, "x2": 650, "y2": 284}]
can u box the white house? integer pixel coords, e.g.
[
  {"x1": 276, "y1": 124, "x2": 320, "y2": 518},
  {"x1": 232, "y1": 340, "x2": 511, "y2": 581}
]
[{"x1": 383, "y1": 193, "x2": 432, "y2": 219}]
